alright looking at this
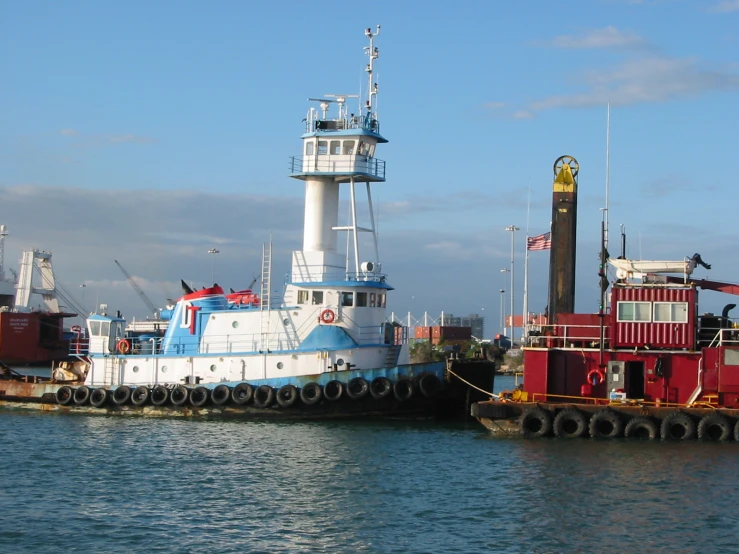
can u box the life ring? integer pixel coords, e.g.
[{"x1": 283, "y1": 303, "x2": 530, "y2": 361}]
[
  {"x1": 117, "y1": 339, "x2": 131, "y2": 354},
  {"x1": 320, "y1": 309, "x2": 336, "y2": 324},
  {"x1": 587, "y1": 369, "x2": 605, "y2": 386}
]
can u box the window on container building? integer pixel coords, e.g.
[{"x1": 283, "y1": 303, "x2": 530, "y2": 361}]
[
  {"x1": 617, "y1": 301, "x2": 651, "y2": 322},
  {"x1": 305, "y1": 142, "x2": 314, "y2": 156},
  {"x1": 297, "y1": 290, "x2": 309, "y2": 304},
  {"x1": 653, "y1": 302, "x2": 688, "y2": 323},
  {"x1": 317, "y1": 141, "x2": 328, "y2": 155},
  {"x1": 343, "y1": 140, "x2": 355, "y2": 155},
  {"x1": 356, "y1": 292, "x2": 368, "y2": 307}
]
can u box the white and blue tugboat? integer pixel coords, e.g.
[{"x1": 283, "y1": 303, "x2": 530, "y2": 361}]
[{"x1": 1, "y1": 27, "x2": 496, "y2": 418}]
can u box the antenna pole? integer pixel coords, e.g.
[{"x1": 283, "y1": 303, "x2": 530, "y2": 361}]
[
  {"x1": 364, "y1": 25, "x2": 380, "y2": 115},
  {"x1": 604, "y1": 102, "x2": 610, "y2": 249}
]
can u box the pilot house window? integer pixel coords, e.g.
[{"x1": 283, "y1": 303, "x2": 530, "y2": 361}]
[
  {"x1": 341, "y1": 292, "x2": 354, "y2": 307},
  {"x1": 317, "y1": 141, "x2": 328, "y2": 155},
  {"x1": 312, "y1": 291, "x2": 324, "y2": 305},
  {"x1": 297, "y1": 290, "x2": 309, "y2": 305},
  {"x1": 343, "y1": 140, "x2": 355, "y2": 155},
  {"x1": 330, "y1": 141, "x2": 341, "y2": 155},
  {"x1": 305, "y1": 142, "x2": 314, "y2": 156},
  {"x1": 356, "y1": 292, "x2": 368, "y2": 307}
]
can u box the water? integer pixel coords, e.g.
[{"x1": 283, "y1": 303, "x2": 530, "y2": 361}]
[{"x1": 1, "y1": 376, "x2": 737, "y2": 553}]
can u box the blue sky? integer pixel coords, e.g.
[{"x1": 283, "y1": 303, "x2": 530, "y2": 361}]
[{"x1": 2, "y1": 0, "x2": 738, "y2": 336}]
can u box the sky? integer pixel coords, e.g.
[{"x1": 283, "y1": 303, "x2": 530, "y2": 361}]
[{"x1": 2, "y1": 0, "x2": 738, "y2": 338}]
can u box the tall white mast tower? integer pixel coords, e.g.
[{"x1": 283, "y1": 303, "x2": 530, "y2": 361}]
[{"x1": 289, "y1": 26, "x2": 386, "y2": 284}]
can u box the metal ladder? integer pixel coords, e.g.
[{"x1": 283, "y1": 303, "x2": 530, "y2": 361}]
[
  {"x1": 259, "y1": 241, "x2": 272, "y2": 352},
  {"x1": 103, "y1": 357, "x2": 116, "y2": 385}
]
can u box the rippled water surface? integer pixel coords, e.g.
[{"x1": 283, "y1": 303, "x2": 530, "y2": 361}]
[{"x1": 1, "y1": 376, "x2": 738, "y2": 553}]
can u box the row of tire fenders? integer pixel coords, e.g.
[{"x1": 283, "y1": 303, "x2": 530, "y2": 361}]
[
  {"x1": 54, "y1": 373, "x2": 444, "y2": 410},
  {"x1": 520, "y1": 407, "x2": 739, "y2": 441}
]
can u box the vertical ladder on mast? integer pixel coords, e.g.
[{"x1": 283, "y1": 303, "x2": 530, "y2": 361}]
[{"x1": 259, "y1": 241, "x2": 272, "y2": 353}]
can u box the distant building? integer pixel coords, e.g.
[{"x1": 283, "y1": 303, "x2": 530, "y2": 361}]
[{"x1": 440, "y1": 313, "x2": 485, "y2": 340}]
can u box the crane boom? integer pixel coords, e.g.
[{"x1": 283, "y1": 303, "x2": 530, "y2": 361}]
[{"x1": 114, "y1": 260, "x2": 159, "y2": 317}]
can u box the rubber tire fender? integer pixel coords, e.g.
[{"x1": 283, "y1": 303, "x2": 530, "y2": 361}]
[
  {"x1": 253, "y1": 385, "x2": 275, "y2": 408},
  {"x1": 212, "y1": 384, "x2": 231, "y2": 406},
  {"x1": 393, "y1": 377, "x2": 414, "y2": 402},
  {"x1": 73, "y1": 385, "x2": 92, "y2": 406},
  {"x1": 660, "y1": 412, "x2": 696, "y2": 440},
  {"x1": 112, "y1": 386, "x2": 132, "y2": 406},
  {"x1": 418, "y1": 373, "x2": 442, "y2": 398},
  {"x1": 346, "y1": 377, "x2": 369, "y2": 400},
  {"x1": 588, "y1": 410, "x2": 624, "y2": 439},
  {"x1": 151, "y1": 385, "x2": 169, "y2": 406},
  {"x1": 90, "y1": 388, "x2": 109, "y2": 408},
  {"x1": 190, "y1": 386, "x2": 210, "y2": 407},
  {"x1": 300, "y1": 382, "x2": 323, "y2": 406},
  {"x1": 56, "y1": 386, "x2": 75, "y2": 406},
  {"x1": 131, "y1": 386, "x2": 150, "y2": 406},
  {"x1": 624, "y1": 416, "x2": 659, "y2": 440},
  {"x1": 324, "y1": 380, "x2": 344, "y2": 402},
  {"x1": 170, "y1": 385, "x2": 189, "y2": 406},
  {"x1": 370, "y1": 377, "x2": 392, "y2": 400},
  {"x1": 519, "y1": 407, "x2": 553, "y2": 438},
  {"x1": 734, "y1": 419, "x2": 739, "y2": 443},
  {"x1": 276, "y1": 384, "x2": 299, "y2": 408},
  {"x1": 697, "y1": 413, "x2": 731, "y2": 441},
  {"x1": 553, "y1": 408, "x2": 589, "y2": 438},
  {"x1": 231, "y1": 383, "x2": 254, "y2": 405}
]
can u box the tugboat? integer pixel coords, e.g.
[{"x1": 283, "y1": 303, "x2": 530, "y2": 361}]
[
  {"x1": 0, "y1": 27, "x2": 495, "y2": 419},
  {"x1": 472, "y1": 244, "x2": 739, "y2": 441}
]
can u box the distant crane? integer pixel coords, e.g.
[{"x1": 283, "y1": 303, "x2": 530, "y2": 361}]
[{"x1": 114, "y1": 260, "x2": 160, "y2": 319}]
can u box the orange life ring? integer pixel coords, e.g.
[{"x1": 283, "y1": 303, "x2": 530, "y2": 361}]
[
  {"x1": 320, "y1": 309, "x2": 336, "y2": 324},
  {"x1": 117, "y1": 339, "x2": 131, "y2": 354},
  {"x1": 587, "y1": 369, "x2": 605, "y2": 386}
]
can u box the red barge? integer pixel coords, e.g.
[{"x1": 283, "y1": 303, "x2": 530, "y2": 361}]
[{"x1": 473, "y1": 251, "x2": 739, "y2": 440}]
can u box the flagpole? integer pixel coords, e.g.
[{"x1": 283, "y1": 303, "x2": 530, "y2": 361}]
[{"x1": 523, "y1": 188, "x2": 531, "y2": 345}]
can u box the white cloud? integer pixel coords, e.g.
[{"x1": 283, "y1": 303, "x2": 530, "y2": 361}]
[
  {"x1": 512, "y1": 110, "x2": 533, "y2": 119},
  {"x1": 57, "y1": 129, "x2": 157, "y2": 147},
  {"x1": 529, "y1": 56, "x2": 739, "y2": 109},
  {"x1": 550, "y1": 26, "x2": 649, "y2": 50},
  {"x1": 709, "y1": 0, "x2": 739, "y2": 12}
]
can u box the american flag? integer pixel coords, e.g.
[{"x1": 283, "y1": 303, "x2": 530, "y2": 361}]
[{"x1": 527, "y1": 232, "x2": 551, "y2": 251}]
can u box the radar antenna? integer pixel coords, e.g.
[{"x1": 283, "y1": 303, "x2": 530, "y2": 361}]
[{"x1": 307, "y1": 94, "x2": 359, "y2": 119}]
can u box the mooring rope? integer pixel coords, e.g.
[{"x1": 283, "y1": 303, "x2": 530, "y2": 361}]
[{"x1": 446, "y1": 367, "x2": 498, "y2": 399}]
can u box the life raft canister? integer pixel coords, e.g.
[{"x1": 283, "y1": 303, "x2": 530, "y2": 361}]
[
  {"x1": 117, "y1": 339, "x2": 132, "y2": 354},
  {"x1": 587, "y1": 368, "x2": 605, "y2": 386},
  {"x1": 320, "y1": 309, "x2": 336, "y2": 324}
]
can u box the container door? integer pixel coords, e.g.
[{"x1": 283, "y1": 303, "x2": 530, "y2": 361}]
[{"x1": 625, "y1": 361, "x2": 645, "y2": 399}]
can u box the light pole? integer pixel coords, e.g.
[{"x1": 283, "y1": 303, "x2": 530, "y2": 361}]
[
  {"x1": 500, "y1": 268, "x2": 509, "y2": 336},
  {"x1": 505, "y1": 225, "x2": 520, "y2": 343},
  {"x1": 499, "y1": 289, "x2": 505, "y2": 333},
  {"x1": 208, "y1": 248, "x2": 220, "y2": 283}
]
